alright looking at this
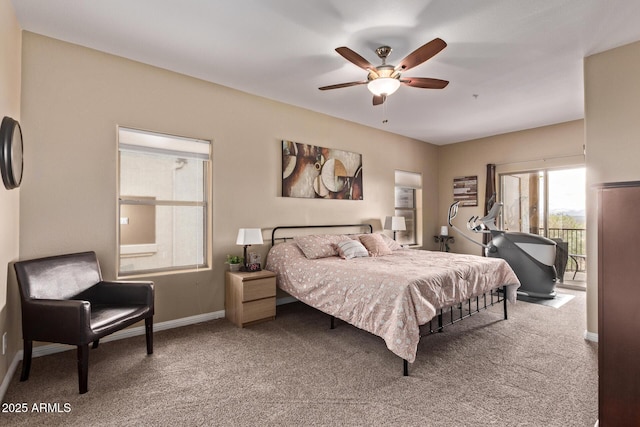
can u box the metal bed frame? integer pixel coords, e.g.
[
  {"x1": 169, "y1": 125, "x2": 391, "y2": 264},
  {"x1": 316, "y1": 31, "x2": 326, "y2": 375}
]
[
  {"x1": 270, "y1": 224, "x2": 508, "y2": 376},
  {"x1": 271, "y1": 224, "x2": 374, "y2": 246},
  {"x1": 331, "y1": 287, "x2": 507, "y2": 375}
]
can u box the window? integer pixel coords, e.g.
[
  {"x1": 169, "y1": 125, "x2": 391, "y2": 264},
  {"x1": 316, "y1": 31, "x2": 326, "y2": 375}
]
[
  {"x1": 394, "y1": 171, "x2": 422, "y2": 246},
  {"x1": 118, "y1": 127, "x2": 211, "y2": 276}
]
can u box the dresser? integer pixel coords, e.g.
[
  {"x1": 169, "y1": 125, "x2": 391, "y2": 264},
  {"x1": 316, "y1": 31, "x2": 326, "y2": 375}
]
[
  {"x1": 225, "y1": 270, "x2": 276, "y2": 327},
  {"x1": 597, "y1": 181, "x2": 640, "y2": 426}
]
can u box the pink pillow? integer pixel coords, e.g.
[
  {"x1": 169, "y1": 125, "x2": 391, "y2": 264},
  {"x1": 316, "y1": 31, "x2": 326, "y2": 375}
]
[
  {"x1": 359, "y1": 233, "x2": 393, "y2": 256},
  {"x1": 294, "y1": 234, "x2": 349, "y2": 259}
]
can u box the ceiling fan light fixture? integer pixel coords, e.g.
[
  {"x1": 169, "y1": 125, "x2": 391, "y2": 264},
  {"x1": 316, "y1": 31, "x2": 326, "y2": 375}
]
[{"x1": 367, "y1": 77, "x2": 400, "y2": 96}]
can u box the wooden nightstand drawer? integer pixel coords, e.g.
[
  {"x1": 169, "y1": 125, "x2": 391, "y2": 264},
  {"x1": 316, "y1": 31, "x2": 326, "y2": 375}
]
[
  {"x1": 243, "y1": 278, "x2": 276, "y2": 301},
  {"x1": 243, "y1": 297, "x2": 276, "y2": 324},
  {"x1": 225, "y1": 270, "x2": 277, "y2": 328}
]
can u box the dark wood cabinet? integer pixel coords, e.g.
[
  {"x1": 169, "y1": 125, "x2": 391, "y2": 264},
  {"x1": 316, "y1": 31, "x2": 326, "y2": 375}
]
[{"x1": 598, "y1": 181, "x2": 640, "y2": 426}]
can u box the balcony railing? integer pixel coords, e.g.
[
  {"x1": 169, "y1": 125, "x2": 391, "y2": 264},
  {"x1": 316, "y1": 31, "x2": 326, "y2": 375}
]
[{"x1": 536, "y1": 227, "x2": 586, "y2": 272}]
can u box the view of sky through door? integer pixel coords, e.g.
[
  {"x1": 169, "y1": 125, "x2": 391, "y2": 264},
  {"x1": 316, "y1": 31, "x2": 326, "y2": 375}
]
[
  {"x1": 500, "y1": 167, "x2": 586, "y2": 283},
  {"x1": 548, "y1": 168, "x2": 585, "y2": 224}
]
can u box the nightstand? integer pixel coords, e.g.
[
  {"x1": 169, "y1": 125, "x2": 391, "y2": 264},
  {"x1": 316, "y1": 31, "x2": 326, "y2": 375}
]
[{"x1": 225, "y1": 269, "x2": 276, "y2": 327}]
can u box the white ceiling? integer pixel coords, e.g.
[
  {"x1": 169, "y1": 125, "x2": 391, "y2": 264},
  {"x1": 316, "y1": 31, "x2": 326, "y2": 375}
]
[{"x1": 11, "y1": 0, "x2": 640, "y2": 144}]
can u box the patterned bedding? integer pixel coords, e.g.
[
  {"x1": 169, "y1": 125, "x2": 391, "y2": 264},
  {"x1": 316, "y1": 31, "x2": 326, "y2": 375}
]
[{"x1": 266, "y1": 241, "x2": 520, "y2": 363}]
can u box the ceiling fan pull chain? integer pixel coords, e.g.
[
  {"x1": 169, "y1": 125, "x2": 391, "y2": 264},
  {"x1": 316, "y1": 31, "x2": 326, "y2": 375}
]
[{"x1": 382, "y1": 98, "x2": 388, "y2": 124}]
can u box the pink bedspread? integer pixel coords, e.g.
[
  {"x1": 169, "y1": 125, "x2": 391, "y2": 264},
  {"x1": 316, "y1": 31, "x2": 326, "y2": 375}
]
[{"x1": 266, "y1": 242, "x2": 520, "y2": 363}]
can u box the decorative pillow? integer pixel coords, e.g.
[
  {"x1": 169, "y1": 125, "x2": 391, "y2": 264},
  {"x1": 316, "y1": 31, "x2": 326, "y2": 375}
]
[
  {"x1": 359, "y1": 233, "x2": 393, "y2": 256},
  {"x1": 334, "y1": 239, "x2": 369, "y2": 260},
  {"x1": 379, "y1": 232, "x2": 403, "y2": 250},
  {"x1": 294, "y1": 234, "x2": 349, "y2": 259}
]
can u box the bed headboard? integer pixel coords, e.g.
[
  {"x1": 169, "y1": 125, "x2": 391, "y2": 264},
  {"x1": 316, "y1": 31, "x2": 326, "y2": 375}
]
[{"x1": 271, "y1": 224, "x2": 373, "y2": 246}]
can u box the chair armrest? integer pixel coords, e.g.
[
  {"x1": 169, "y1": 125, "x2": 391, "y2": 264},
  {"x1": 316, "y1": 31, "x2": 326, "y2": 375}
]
[
  {"x1": 21, "y1": 299, "x2": 91, "y2": 343},
  {"x1": 90, "y1": 281, "x2": 154, "y2": 307}
]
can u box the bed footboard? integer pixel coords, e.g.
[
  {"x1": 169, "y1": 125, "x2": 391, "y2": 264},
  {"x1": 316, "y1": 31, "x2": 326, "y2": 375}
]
[
  {"x1": 401, "y1": 285, "x2": 508, "y2": 376},
  {"x1": 331, "y1": 287, "x2": 508, "y2": 376},
  {"x1": 328, "y1": 286, "x2": 508, "y2": 376},
  {"x1": 421, "y1": 285, "x2": 508, "y2": 336}
]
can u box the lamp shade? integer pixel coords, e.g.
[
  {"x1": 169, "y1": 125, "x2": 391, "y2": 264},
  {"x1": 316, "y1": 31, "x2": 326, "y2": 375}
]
[
  {"x1": 384, "y1": 216, "x2": 406, "y2": 231},
  {"x1": 236, "y1": 228, "x2": 264, "y2": 245},
  {"x1": 367, "y1": 77, "x2": 401, "y2": 96}
]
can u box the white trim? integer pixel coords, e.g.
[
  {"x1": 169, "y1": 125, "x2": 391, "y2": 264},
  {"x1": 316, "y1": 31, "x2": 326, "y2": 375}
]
[
  {"x1": 584, "y1": 330, "x2": 599, "y2": 342},
  {"x1": 0, "y1": 302, "x2": 300, "y2": 401},
  {"x1": 28, "y1": 310, "x2": 226, "y2": 358},
  {"x1": 120, "y1": 243, "x2": 159, "y2": 257},
  {"x1": 0, "y1": 309, "x2": 224, "y2": 402},
  {"x1": 0, "y1": 352, "x2": 22, "y2": 403}
]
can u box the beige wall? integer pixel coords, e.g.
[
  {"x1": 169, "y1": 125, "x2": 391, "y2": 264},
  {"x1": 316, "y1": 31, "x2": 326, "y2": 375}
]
[
  {"x1": 19, "y1": 32, "x2": 440, "y2": 327},
  {"x1": 438, "y1": 120, "x2": 585, "y2": 256},
  {"x1": 438, "y1": 120, "x2": 592, "y2": 334},
  {"x1": 439, "y1": 120, "x2": 597, "y2": 333},
  {"x1": 0, "y1": 0, "x2": 22, "y2": 392},
  {"x1": 584, "y1": 40, "x2": 640, "y2": 335},
  {"x1": 9, "y1": 22, "x2": 634, "y2": 393}
]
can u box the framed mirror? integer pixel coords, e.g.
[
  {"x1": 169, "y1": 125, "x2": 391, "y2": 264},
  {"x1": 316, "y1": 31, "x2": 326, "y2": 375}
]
[{"x1": 0, "y1": 116, "x2": 24, "y2": 190}]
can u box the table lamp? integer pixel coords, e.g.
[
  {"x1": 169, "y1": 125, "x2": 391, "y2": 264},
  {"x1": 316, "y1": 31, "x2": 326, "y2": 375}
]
[
  {"x1": 236, "y1": 228, "x2": 264, "y2": 271},
  {"x1": 384, "y1": 216, "x2": 406, "y2": 240}
]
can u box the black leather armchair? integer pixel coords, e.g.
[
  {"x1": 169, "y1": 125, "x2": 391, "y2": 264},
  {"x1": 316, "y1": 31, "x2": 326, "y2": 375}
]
[{"x1": 14, "y1": 251, "x2": 154, "y2": 394}]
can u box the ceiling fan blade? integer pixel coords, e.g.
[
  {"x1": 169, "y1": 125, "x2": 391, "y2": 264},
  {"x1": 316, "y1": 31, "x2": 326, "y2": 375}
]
[
  {"x1": 401, "y1": 77, "x2": 449, "y2": 89},
  {"x1": 319, "y1": 81, "x2": 368, "y2": 90},
  {"x1": 372, "y1": 94, "x2": 386, "y2": 106},
  {"x1": 396, "y1": 38, "x2": 447, "y2": 72},
  {"x1": 336, "y1": 47, "x2": 378, "y2": 73}
]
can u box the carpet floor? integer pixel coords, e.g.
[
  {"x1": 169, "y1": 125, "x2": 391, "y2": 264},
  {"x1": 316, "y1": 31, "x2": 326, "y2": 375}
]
[{"x1": 2, "y1": 289, "x2": 597, "y2": 426}]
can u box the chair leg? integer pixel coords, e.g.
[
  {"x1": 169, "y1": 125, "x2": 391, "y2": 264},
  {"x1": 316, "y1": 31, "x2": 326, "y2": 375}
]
[
  {"x1": 20, "y1": 340, "x2": 33, "y2": 382},
  {"x1": 145, "y1": 317, "x2": 153, "y2": 355},
  {"x1": 77, "y1": 344, "x2": 89, "y2": 394},
  {"x1": 92, "y1": 340, "x2": 99, "y2": 349}
]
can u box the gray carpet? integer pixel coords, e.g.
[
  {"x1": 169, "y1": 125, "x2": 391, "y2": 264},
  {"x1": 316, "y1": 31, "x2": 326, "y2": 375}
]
[
  {"x1": 2, "y1": 289, "x2": 597, "y2": 426},
  {"x1": 517, "y1": 292, "x2": 575, "y2": 308}
]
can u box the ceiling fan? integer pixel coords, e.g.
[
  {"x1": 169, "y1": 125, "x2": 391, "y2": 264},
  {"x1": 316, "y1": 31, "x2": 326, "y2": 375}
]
[{"x1": 319, "y1": 38, "x2": 449, "y2": 106}]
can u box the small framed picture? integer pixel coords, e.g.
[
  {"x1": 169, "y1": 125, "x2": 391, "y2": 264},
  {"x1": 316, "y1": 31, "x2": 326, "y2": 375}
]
[
  {"x1": 249, "y1": 252, "x2": 261, "y2": 265},
  {"x1": 247, "y1": 263, "x2": 261, "y2": 272}
]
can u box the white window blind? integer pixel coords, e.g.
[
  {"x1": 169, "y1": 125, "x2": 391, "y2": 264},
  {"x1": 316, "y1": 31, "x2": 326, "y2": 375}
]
[{"x1": 118, "y1": 127, "x2": 211, "y2": 276}]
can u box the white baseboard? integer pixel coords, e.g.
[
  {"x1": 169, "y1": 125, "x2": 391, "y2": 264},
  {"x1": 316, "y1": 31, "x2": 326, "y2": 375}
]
[
  {"x1": 29, "y1": 309, "x2": 226, "y2": 358},
  {"x1": 0, "y1": 352, "x2": 22, "y2": 403},
  {"x1": 0, "y1": 309, "x2": 224, "y2": 402},
  {"x1": 0, "y1": 300, "x2": 298, "y2": 401},
  {"x1": 584, "y1": 330, "x2": 599, "y2": 343}
]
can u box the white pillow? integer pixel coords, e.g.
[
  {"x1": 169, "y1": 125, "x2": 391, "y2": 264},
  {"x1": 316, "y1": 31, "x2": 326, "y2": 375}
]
[
  {"x1": 379, "y1": 232, "x2": 403, "y2": 250},
  {"x1": 334, "y1": 239, "x2": 369, "y2": 260}
]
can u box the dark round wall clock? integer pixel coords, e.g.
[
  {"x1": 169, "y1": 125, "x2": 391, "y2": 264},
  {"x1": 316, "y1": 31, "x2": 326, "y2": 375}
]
[{"x1": 0, "y1": 116, "x2": 24, "y2": 190}]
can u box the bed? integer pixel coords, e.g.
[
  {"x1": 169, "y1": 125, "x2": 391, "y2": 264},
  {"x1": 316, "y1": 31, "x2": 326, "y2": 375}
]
[{"x1": 265, "y1": 225, "x2": 521, "y2": 375}]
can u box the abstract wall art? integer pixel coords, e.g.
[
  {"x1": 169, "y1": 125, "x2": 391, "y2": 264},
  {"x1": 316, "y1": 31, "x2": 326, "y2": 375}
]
[{"x1": 282, "y1": 140, "x2": 363, "y2": 199}]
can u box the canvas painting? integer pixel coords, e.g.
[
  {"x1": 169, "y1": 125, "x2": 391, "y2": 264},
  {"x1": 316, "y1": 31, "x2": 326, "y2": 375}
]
[
  {"x1": 453, "y1": 175, "x2": 478, "y2": 206},
  {"x1": 282, "y1": 140, "x2": 363, "y2": 199}
]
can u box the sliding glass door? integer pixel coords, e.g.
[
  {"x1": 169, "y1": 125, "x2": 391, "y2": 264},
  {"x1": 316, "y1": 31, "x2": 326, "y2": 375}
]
[{"x1": 499, "y1": 167, "x2": 586, "y2": 283}]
